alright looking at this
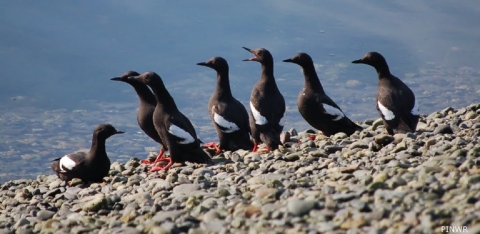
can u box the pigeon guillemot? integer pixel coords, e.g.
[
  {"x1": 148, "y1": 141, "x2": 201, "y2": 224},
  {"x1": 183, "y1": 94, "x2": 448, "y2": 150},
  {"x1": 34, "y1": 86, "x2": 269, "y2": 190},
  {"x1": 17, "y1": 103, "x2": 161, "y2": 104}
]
[
  {"x1": 130, "y1": 72, "x2": 212, "y2": 171},
  {"x1": 197, "y1": 57, "x2": 253, "y2": 152},
  {"x1": 352, "y1": 52, "x2": 419, "y2": 135},
  {"x1": 283, "y1": 52, "x2": 362, "y2": 136},
  {"x1": 111, "y1": 71, "x2": 166, "y2": 165},
  {"x1": 243, "y1": 47, "x2": 286, "y2": 151},
  {"x1": 51, "y1": 124, "x2": 124, "y2": 184}
]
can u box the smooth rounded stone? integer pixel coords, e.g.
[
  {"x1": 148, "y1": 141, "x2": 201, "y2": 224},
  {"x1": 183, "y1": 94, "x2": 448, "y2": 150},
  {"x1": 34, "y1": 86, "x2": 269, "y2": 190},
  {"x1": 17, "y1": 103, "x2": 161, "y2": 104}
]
[
  {"x1": 349, "y1": 141, "x2": 369, "y2": 150},
  {"x1": 13, "y1": 218, "x2": 30, "y2": 229},
  {"x1": 172, "y1": 184, "x2": 201, "y2": 196},
  {"x1": 126, "y1": 175, "x2": 143, "y2": 186},
  {"x1": 255, "y1": 188, "x2": 278, "y2": 199},
  {"x1": 332, "y1": 132, "x2": 348, "y2": 140},
  {"x1": 36, "y1": 210, "x2": 55, "y2": 221},
  {"x1": 287, "y1": 199, "x2": 317, "y2": 216},
  {"x1": 373, "y1": 172, "x2": 388, "y2": 183},
  {"x1": 192, "y1": 168, "x2": 214, "y2": 177},
  {"x1": 433, "y1": 124, "x2": 453, "y2": 135},
  {"x1": 387, "y1": 176, "x2": 407, "y2": 189},
  {"x1": 363, "y1": 119, "x2": 374, "y2": 125},
  {"x1": 244, "y1": 153, "x2": 261, "y2": 163},
  {"x1": 48, "y1": 180, "x2": 62, "y2": 190},
  {"x1": 371, "y1": 118, "x2": 384, "y2": 131},
  {"x1": 285, "y1": 152, "x2": 301, "y2": 162},
  {"x1": 374, "y1": 134, "x2": 394, "y2": 146},
  {"x1": 200, "y1": 219, "x2": 224, "y2": 233},
  {"x1": 152, "y1": 210, "x2": 184, "y2": 223},
  {"x1": 324, "y1": 145, "x2": 344, "y2": 153},
  {"x1": 280, "y1": 131, "x2": 291, "y2": 144},
  {"x1": 69, "y1": 178, "x2": 83, "y2": 187},
  {"x1": 82, "y1": 194, "x2": 107, "y2": 212}
]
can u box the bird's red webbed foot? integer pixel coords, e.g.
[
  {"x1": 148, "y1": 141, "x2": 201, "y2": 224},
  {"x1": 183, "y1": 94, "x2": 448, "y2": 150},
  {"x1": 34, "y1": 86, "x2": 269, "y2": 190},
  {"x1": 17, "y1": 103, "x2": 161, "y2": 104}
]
[
  {"x1": 141, "y1": 148, "x2": 165, "y2": 164},
  {"x1": 149, "y1": 157, "x2": 173, "y2": 172},
  {"x1": 204, "y1": 142, "x2": 221, "y2": 153}
]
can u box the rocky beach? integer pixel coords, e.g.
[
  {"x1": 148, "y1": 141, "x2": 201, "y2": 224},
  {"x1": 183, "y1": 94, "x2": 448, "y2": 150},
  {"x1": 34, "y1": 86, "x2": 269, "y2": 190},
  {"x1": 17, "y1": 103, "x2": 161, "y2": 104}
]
[{"x1": 1, "y1": 103, "x2": 480, "y2": 234}]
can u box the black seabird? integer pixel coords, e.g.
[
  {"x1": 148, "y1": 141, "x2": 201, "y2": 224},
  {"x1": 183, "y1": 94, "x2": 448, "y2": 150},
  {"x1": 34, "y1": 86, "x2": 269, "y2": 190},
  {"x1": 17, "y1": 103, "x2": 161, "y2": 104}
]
[
  {"x1": 352, "y1": 52, "x2": 419, "y2": 135},
  {"x1": 283, "y1": 52, "x2": 362, "y2": 136},
  {"x1": 51, "y1": 124, "x2": 124, "y2": 183},
  {"x1": 243, "y1": 47, "x2": 285, "y2": 151},
  {"x1": 130, "y1": 72, "x2": 212, "y2": 171},
  {"x1": 111, "y1": 71, "x2": 166, "y2": 165},
  {"x1": 197, "y1": 57, "x2": 253, "y2": 152}
]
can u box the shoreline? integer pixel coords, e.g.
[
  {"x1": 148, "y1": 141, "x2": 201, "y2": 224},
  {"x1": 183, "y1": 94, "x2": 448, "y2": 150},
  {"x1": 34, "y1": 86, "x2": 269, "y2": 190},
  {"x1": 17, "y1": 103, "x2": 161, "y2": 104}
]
[{"x1": 1, "y1": 103, "x2": 480, "y2": 233}]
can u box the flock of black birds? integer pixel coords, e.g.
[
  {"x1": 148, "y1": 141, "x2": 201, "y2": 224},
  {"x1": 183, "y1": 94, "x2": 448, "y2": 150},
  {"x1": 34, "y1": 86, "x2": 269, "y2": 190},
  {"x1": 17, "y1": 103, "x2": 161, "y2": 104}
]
[{"x1": 51, "y1": 48, "x2": 419, "y2": 184}]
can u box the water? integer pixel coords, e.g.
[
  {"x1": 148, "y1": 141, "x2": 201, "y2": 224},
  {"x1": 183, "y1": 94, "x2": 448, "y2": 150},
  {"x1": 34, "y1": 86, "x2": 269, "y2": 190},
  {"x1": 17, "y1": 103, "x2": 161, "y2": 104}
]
[{"x1": 1, "y1": 1, "x2": 479, "y2": 183}]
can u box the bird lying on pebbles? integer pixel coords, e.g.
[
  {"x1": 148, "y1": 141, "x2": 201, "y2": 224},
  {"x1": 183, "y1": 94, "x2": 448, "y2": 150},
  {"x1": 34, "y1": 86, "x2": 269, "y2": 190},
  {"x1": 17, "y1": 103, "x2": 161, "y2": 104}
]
[
  {"x1": 352, "y1": 52, "x2": 419, "y2": 135},
  {"x1": 51, "y1": 124, "x2": 124, "y2": 184},
  {"x1": 283, "y1": 52, "x2": 362, "y2": 137},
  {"x1": 243, "y1": 47, "x2": 286, "y2": 152},
  {"x1": 129, "y1": 72, "x2": 213, "y2": 172},
  {"x1": 197, "y1": 56, "x2": 253, "y2": 152},
  {"x1": 110, "y1": 71, "x2": 167, "y2": 165}
]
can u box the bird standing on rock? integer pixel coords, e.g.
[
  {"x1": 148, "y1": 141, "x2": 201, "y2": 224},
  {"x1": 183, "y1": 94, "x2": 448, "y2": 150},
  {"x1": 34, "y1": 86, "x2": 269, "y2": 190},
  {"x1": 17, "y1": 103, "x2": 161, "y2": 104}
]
[
  {"x1": 283, "y1": 52, "x2": 362, "y2": 136},
  {"x1": 110, "y1": 71, "x2": 167, "y2": 165},
  {"x1": 352, "y1": 52, "x2": 419, "y2": 135},
  {"x1": 130, "y1": 72, "x2": 212, "y2": 172},
  {"x1": 51, "y1": 124, "x2": 124, "y2": 184},
  {"x1": 197, "y1": 57, "x2": 253, "y2": 152},
  {"x1": 243, "y1": 47, "x2": 285, "y2": 152}
]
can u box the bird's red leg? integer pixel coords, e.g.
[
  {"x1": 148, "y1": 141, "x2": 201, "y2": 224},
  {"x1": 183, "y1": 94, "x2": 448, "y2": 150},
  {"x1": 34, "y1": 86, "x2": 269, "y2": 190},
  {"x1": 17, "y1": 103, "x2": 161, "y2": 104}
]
[
  {"x1": 141, "y1": 146, "x2": 165, "y2": 164},
  {"x1": 149, "y1": 157, "x2": 173, "y2": 172},
  {"x1": 308, "y1": 135, "x2": 316, "y2": 141},
  {"x1": 204, "y1": 142, "x2": 221, "y2": 153},
  {"x1": 252, "y1": 142, "x2": 258, "y2": 152},
  {"x1": 151, "y1": 148, "x2": 166, "y2": 164}
]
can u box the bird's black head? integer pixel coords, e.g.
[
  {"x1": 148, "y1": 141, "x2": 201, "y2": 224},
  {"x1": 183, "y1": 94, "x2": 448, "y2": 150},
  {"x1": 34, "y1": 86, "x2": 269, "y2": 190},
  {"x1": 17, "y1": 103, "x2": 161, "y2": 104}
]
[
  {"x1": 127, "y1": 71, "x2": 164, "y2": 87},
  {"x1": 94, "y1": 124, "x2": 124, "y2": 140},
  {"x1": 197, "y1": 57, "x2": 229, "y2": 72},
  {"x1": 110, "y1": 71, "x2": 141, "y2": 83},
  {"x1": 282, "y1": 52, "x2": 314, "y2": 67},
  {"x1": 242, "y1": 47, "x2": 273, "y2": 64},
  {"x1": 351, "y1": 52, "x2": 388, "y2": 68}
]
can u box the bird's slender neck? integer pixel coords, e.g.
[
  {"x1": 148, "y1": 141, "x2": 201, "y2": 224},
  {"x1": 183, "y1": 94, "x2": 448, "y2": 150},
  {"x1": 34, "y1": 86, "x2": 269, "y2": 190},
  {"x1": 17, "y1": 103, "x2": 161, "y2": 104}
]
[
  {"x1": 301, "y1": 63, "x2": 325, "y2": 93},
  {"x1": 129, "y1": 83, "x2": 157, "y2": 106},
  {"x1": 260, "y1": 61, "x2": 275, "y2": 83},
  {"x1": 89, "y1": 135, "x2": 106, "y2": 158},
  {"x1": 149, "y1": 81, "x2": 179, "y2": 111},
  {"x1": 375, "y1": 64, "x2": 392, "y2": 78},
  {"x1": 215, "y1": 70, "x2": 233, "y2": 99}
]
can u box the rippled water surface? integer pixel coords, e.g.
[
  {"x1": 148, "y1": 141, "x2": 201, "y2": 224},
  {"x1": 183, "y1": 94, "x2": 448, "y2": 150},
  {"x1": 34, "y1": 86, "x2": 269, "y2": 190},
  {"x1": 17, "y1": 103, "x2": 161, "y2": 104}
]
[{"x1": 1, "y1": 1, "x2": 479, "y2": 183}]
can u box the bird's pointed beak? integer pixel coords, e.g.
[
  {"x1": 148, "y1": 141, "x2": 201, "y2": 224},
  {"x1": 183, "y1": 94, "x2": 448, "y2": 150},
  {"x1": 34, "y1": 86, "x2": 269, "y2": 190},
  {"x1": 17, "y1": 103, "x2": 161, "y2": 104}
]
[
  {"x1": 115, "y1": 130, "x2": 125, "y2": 134},
  {"x1": 242, "y1": 47, "x2": 257, "y2": 61},
  {"x1": 110, "y1": 77, "x2": 122, "y2": 81},
  {"x1": 196, "y1": 62, "x2": 207, "y2": 66},
  {"x1": 351, "y1": 59, "x2": 363, "y2": 64},
  {"x1": 283, "y1": 58, "x2": 293, "y2": 63},
  {"x1": 242, "y1": 47, "x2": 252, "y2": 52}
]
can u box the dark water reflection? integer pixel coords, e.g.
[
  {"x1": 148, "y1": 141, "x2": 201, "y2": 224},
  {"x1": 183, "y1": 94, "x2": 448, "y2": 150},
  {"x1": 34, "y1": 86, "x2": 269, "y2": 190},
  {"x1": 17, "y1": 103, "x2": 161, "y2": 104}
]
[{"x1": 1, "y1": 1, "x2": 479, "y2": 183}]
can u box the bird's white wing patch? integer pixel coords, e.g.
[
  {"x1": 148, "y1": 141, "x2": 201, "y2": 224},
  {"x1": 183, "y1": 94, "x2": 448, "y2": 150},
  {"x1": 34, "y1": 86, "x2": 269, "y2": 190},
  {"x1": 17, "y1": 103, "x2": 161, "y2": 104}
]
[
  {"x1": 168, "y1": 124, "x2": 195, "y2": 144},
  {"x1": 59, "y1": 155, "x2": 76, "y2": 172},
  {"x1": 378, "y1": 101, "x2": 395, "y2": 120},
  {"x1": 250, "y1": 101, "x2": 267, "y2": 125},
  {"x1": 411, "y1": 99, "x2": 419, "y2": 116},
  {"x1": 322, "y1": 104, "x2": 345, "y2": 121},
  {"x1": 213, "y1": 111, "x2": 239, "y2": 133}
]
